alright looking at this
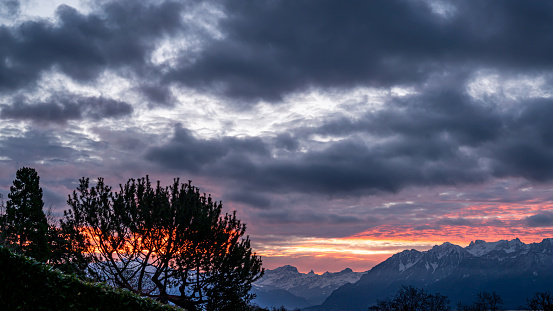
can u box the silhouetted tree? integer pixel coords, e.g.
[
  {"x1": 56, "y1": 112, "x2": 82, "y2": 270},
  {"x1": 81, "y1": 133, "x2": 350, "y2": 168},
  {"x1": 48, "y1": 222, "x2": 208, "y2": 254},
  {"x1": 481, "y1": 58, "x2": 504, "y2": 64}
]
[
  {"x1": 476, "y1": 291, "x2": 503, "y2": 311},
  {"x1": 458, "y1": 291, "x2": 503, "y2": 311},
  {"x1": 64, "y1": 176, "x2": 264, "y2": 311},
  {"x1": 368, "y1": 285, "x2": 450, "y2": 311},
  {"x1": 3, "y1": 167, "x2": 49, "y2": 261},
  {"x1": 0, "y1": 168, "x2": 89, "y2": 275},
  {"x1": 525, "y1": 291, "x2": 553, "y2": 311},
  {"x1": 47, "y1": 213, "x2": 91, "y2": 276}
]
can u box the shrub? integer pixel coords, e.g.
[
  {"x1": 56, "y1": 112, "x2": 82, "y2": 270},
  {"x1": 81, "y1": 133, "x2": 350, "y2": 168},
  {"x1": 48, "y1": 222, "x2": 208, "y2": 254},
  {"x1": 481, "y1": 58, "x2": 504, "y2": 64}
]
[{"x1": 0, "y1": 246, "x2": 181, "y2": 311}]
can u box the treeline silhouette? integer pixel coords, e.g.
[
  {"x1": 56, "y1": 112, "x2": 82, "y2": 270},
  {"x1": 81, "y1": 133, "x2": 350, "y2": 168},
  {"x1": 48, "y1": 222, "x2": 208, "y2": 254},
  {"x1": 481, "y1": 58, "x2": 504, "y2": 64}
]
[
  {"x1": 367, "y1": 285, "x2": 553, "y2": 311},
  {"x1": 244, "y1": 285, "x2": 553, "y2": 310}
]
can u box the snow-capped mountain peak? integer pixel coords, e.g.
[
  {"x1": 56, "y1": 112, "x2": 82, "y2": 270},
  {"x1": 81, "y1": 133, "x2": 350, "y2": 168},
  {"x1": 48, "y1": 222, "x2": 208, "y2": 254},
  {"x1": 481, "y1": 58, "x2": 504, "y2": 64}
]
[
  {"x1": 272, "y1": 264, "x2": 300, "y2": 273},
  {"x1": 252, "y1": 265, "x2": 365, "y2": 309},
  {"x1": 466, "y1": 238, "x2": 527, "y2": 257},
  {"x1": 254, "y1": 265, "x2": 363, "y2": 290},
  {"x1": 429, "y1": 241, "x2": 465, "y2": 259},
  {"x1": 315, "y1": 237, "x2": 553, "y2": 311}
]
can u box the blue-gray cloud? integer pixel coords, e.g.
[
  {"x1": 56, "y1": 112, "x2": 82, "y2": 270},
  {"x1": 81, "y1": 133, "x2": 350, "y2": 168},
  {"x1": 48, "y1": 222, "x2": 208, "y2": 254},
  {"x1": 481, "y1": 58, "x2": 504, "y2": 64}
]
[
  {"x1": 527, "y1": 212, "x2": 553, "y2": 227},
  {"x1": 0, "y1": 0, "x2": 19, "y2": 18},
  {"x1": 145, "y1": 125, "x2": 270, "y2": 173},
  {"x1": 0, "y1": 0, "x2": 186, "y2": 93},
  {"x1": 0, "y1": 129, "x2": 81, "y2": 163},
  {"x1": 166, "y1": 0, "x2": 553, "y2": 101},
  {"x1": 3, "y1": 0, "x2": 553, "y2": 237},
  {"x1": 1, "y1": 94, "x2": 133, "y2": 123}
]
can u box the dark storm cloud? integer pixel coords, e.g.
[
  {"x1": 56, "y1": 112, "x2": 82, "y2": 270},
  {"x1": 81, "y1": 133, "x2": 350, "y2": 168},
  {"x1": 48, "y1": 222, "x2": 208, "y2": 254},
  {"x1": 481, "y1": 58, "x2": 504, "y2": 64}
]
[
  {"x1": 198, "y1": 91, "x2": 495, "y2": 195},
  {"x1": 489, "y1": 98, "x2": 553, "y2": 181},
  {"x1": 225, "y1": 191, "x2": 272, "y2": 209},
  {"x1": 257, "y1": 209, "x2": 365, "y2": 225},
  {"x1": 145, "y1": 125, "x2": 269, "y2": 173},
  {"x1": 274, "y1": 133, "x2": 299, "y2": 152},
  {"x1": 5, "y1": 0, "x2": 553, "y2": 211},
  {"x1": 0, "y1": 95, "x2": 133, "y2": 123},
  {"x1": 247, "y1": 205, "x2": 377, "y2": 238},
  {"x1": 0, "y1": 0, "x2": 186, "y2": 92},
  {"x1": 139, "y1": 84, "x2": 175, "y2": 106},
  {"x1": 91, "y1": 127, "x2": 154, "y2": 152},
  {"x1": 4, "y1": 0, "x2": 553, "y2": 102},
  {"x1": 311, "y1": 87, "x2": 503, "y2": 147},
  {"x1": 167, "y1": 0, "x2": 553, "y2": 101},
  {"x1": 143, "y1": 81, "x2": 553, "y2": 196},
  {"x1": 168, "y1": 0, "x2": 446, "y2": 101},
  {"x1": 283, "y1": 88, "x2": 553, "y2": 190},
  {"x1": 3, "y1": 0, "x2": 553, "y2": 103},
  {"x1": 526, "y1": 212, "x2": 553, "y2": 227},
  {"x1": 251, "y1": 140, "x2": 484, "y2": 194},
  {"x1": 0, "y1": 129, "x2": 80, "y2": 163},
  {"x1": 0, "y1": 0, "x2": 20, "y2": 18},
  {"x1": 146, "y1": 122, "x2": 487, "y2": 195}
]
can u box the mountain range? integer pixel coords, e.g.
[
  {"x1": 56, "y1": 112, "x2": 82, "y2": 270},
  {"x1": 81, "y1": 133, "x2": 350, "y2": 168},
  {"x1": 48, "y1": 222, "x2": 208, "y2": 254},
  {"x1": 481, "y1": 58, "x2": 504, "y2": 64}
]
[
  {"x1": 251, "y1": 265, "x2": 364, "y2": 309},
  {"x1": 307, "y1": 238, "x2": 553, "y2": 310}
]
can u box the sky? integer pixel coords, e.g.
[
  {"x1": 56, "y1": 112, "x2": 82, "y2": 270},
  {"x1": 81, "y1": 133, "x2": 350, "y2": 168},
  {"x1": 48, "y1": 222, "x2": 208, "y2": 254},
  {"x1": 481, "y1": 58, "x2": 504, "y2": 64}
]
[{"x1": 2, "y1": 0, "x2": 553, "y2": 274}]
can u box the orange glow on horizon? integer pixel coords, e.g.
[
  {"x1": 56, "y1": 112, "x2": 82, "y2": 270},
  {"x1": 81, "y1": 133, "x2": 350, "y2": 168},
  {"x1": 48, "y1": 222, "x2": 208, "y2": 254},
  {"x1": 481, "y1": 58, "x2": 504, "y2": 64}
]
[
  {"x1": 255, "y1": 228, "x2": 553, "y2": 273},
  {"x1": 254, "y1": 200, "x2": 553, "y2": 273}
]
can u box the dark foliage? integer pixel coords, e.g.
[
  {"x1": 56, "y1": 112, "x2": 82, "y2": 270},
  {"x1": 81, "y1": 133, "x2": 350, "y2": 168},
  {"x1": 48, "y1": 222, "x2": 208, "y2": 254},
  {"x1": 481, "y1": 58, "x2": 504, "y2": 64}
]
[
  {"x1": 368, "y1": 285, "x2": 450, "y2": 311},
  {"x1": 0, "y1": 246, "x2": 179, "y2": 311},
  {"x1": 64, "y1": 176, "x2": 264, "y2": 311},
  {"x1": 47, "y1": 217, "x2": 91, "y2": 277},
  {"x1": 0, "y1": 167, "x2": 89, "y2": 277},
  {"x1": 3, "y1": 167, "x2": 49, "y2": 261},
  {"x1": 457, "y1": 291, "x2": 503, "y2": 311},
  {"x1": 525, "y1": 291, "x2": 553, "y2": 311}
]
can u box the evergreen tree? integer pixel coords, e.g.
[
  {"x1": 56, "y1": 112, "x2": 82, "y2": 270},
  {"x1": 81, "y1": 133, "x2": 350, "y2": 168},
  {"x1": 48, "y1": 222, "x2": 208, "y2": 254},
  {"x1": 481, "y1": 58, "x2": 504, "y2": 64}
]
[
  {"x1": 4, "y1": 167, "x2": 49, "y2": 261},
  {"x1": 47, "y1": 215, "x2": 91, "y2": 276},
  {"x1": 65, "y1": 176, "x2": 264, "y2": 311}
]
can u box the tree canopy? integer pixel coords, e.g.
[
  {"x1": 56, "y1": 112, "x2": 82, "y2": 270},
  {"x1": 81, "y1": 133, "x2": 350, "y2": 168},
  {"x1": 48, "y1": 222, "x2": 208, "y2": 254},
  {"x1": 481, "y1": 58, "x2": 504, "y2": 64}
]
[
  {"x1": 368, "y1": 285, "x2": 451, "y2": 311},
  {"x1": 457, "y1": 291, "x2": 504, "y2": 311},
  {"x1": 64, "y1": 176, "x2": 264, "y2": 311},
  {"x1": 3, "y1": 167, "x2": 49, "y2": 261},
  {"x1": 525, "y1": 291, "x2": 553, "y2": 311}
]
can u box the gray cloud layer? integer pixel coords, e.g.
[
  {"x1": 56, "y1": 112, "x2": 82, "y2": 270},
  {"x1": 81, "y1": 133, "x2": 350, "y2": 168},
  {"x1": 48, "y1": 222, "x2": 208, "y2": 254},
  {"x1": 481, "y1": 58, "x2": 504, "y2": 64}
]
[
  {"x1": 2, "y1": 1, "x2": 553, "y2": 99},
  {"x1": 1, "y1": 94, "x2": 132, "y2": 123},
  {"x1": 169, "y1": 0, "x2": 553, "y2": 101},
  {"x1": 2, "y1": 0, "x2": 553, "y2": 235}
]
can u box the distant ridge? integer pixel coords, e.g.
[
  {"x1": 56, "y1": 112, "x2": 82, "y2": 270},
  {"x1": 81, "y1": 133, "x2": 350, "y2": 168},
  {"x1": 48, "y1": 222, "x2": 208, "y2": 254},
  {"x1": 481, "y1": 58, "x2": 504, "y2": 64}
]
[
  {"x1": 308, "y1": 238, "x2": 553, "y2": 311},
  {"x1": 252, "y1": 265, "x2": 364, "y2": 309}
]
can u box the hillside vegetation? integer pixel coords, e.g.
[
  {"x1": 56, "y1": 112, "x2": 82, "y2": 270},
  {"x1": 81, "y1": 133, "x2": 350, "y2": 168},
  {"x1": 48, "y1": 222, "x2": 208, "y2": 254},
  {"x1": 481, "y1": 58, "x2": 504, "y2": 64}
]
[{"x1": 0, "y1": 246, "x2": 182, "y2": 311}]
